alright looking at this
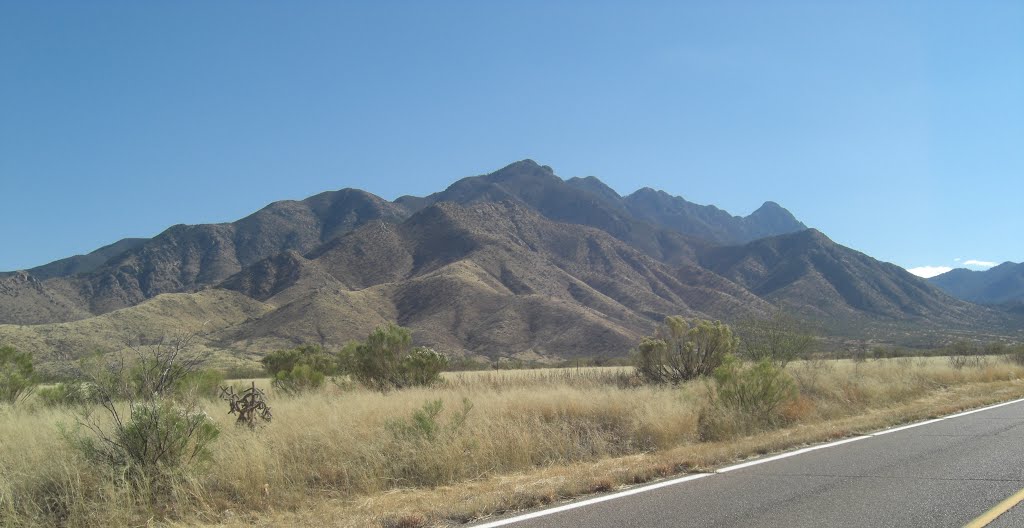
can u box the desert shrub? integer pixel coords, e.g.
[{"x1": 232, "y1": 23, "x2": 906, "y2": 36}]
[
  {"x1": 276, "y1": 364, "x2": 326, "y2": 394},
  {"x1": 947, "y1": 355, "x2": 987, "y2": 370},
  {"x1": 635, "y1": 317, "x2": 738, "y2": 383},
  {"x1": 400, "y1": 347, "x2": 449, "y2": 386},
  {"x1": 261, "y1": 345, "x2": 336, "y2": 394},
  {"x1": 348, "y1": 324, "x2": 448, "y2": 390},
  {"x1": 37, "y1": 381, "x2": 100, "y2": 407},
  {"x1": 0, "y1": 345, "x2": 39, "y2": 405},
  {"x1": 67, "y1": 333, "x2": 220, "y2": 499},
  {"x1": 445, "y1": 356, "x2": 492, "y2": 371},
  {"x1": 1007, "y1": 344, "x2": 1024, "y2": 366},
  {"x1": 698, "y1": 355, "x2": 797, "y2": 441},
  {"x1": 387, "y1": 398, "x2": 473, "y2": 442},
  {"x1": 175, "y1": 368, "x2": 225, "y2": 400},
  {"x1": 261, "y1": 344, "x2": 338, "y2": 377},
  {"x1": 384, "y1": 398, "x2": 474, "y2": 487},
  {"x1": 790, "y1": 356, "x2": 833, "y2": 396},
  {"x1": 221, "y1": 365, "x2": 267, "y2": 379},
  {"x1": 737, "y1": 310, "x2": 815, "y2": 366},
  {"x1": 72, "y1": 398, "x2": 219, "y2": 488},
  {"x1": 944, "y1": 340, "x2": 984, "y2": 356}
]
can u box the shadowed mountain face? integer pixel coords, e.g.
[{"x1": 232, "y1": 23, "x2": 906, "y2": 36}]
[
  {"x1": 2, "y1": 160, "x2": 1016, "y2": 366},
  {"x1": 699, "y1": 229, "x2": 999, "y2": 329},
  {"x1": 930, "y1": 262, "x2": 1024, "y2": 305}
]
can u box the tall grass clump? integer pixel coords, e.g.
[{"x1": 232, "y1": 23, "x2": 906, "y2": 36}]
[
  {"x1": 0, "y1": 345, "x2": 39, "y2": 405},
  {"x1": 698, "y1": 355, "x2": 798, "y2": 441}
]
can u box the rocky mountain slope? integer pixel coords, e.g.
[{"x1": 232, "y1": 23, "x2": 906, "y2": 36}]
[
  {"x1": 214, "y1": 201, "x2": 772, "y2": 358},
  {"x1": 698, "y1": 229, "x2": 995, "y2": 330},
  {"x1": 0, "y1": 189, "x2": 408, "y2": 323}
]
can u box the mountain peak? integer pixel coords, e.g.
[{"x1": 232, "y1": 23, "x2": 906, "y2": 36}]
[
  {"x1": 629, "y1": 186, "x2": 664, "y2": 198},
  {"x1": 743, "y1": 201, "x2": 807, "y2": 240},
  {"x1": 753, "y1": 200, "x2": 782, "y2": 212}
]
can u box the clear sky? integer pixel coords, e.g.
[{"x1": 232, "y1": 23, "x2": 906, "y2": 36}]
[{"x1": 1, "y1": 1, "x2": 1021, "y2": 277}]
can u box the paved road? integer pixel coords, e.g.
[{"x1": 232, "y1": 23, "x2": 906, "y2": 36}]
[{"x1": 473, "y1": 399, "x2": 1024, "y2": 528}]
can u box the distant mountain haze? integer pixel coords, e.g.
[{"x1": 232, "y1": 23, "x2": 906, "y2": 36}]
[
  {"x1": 929, "y1": 262, "x2": 1024, "y2": 305},
  {"x1": 1, "y1": 160, "x2": 1017, "y2": 370}
]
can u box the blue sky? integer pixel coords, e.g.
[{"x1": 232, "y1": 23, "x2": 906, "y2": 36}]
[{"x1": 1, "y1": 1, "x2": 1021, "y2": 277}]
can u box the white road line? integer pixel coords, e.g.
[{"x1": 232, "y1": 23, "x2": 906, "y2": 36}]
[
  {"x1": 470, "y1": 473, "x2": 711, "y2": 528},
  {"x1": 716, "y1": 435, "x2": 869, "y2": 473},
  {"x1": 470, "y1": 396, "x2": 1024, "y2": 527},
  {"x1": 942, "y1": 397, "x2": 1024, "y2": 420},
  {"x1": 870, "y1": 418, "x2": 946, "y2": 436}
]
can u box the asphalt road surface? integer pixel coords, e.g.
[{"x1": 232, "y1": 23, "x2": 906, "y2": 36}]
[{"x1": 472, "y1": 398, "x2": 1024, "y2": 528}]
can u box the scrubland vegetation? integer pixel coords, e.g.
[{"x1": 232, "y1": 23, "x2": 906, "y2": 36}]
[{"x1": 2, "y1": 320, "x2": 1024, "y2": 527}]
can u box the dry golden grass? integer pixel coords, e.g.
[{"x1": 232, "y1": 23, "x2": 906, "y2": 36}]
[{"x1": 2, "y1": 356, "x2": 1023, "y2": 527}]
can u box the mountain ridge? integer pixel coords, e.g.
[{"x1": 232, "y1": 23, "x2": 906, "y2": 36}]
[{"x1": 2, "y1": 160, "x2": 1016, "y2": 370}]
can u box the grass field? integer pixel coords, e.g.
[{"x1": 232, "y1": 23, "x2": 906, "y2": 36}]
[{"x1": 2, "y1": 356, "x2": 1024, "y2": 527}]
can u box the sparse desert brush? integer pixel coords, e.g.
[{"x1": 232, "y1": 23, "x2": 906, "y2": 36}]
[{"x1": 2, "y1": 354, "x2": 1024, "y2": 527}]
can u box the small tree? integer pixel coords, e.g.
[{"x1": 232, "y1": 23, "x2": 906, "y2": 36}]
[
  {"x1": 635, "y1": 317, "x2": 738, "y2": 383},
  {"x1": 0, "y1": 345, "x2": 39, "y2": 405},
  {"x1": 737, "y1": 310, "x2": 815, "y2": 366},
  {"x1": 349, "y1": 324, "x2": 448, "y2": 390}
]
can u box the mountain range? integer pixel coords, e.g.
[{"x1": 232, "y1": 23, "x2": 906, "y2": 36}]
[{"x1": 1, "y1": 160, "x2": 1018, "y2": 371}]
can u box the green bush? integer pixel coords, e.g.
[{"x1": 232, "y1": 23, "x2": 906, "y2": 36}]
[
  {"x1": 635, "y1": 317, "x2": 738, "y2": 384},
  {"x1": 0, "y1": 345, "x2": 38, "y2": 405},
  {"x1": 698, "y1": 355, "x2": 797, "y2": 441},
  {"x1": 261, "y1": 345, "x2": 336, "y2": 393},
  {"x1": 348, "y1": 324, "x2": 448, "y2": 390},
  {"x1": 37, "y1": 381, "x2": 100, "y2": 407},
  {"x1": 273, "y1": 363, "x2": 326, "y2": 394},
  {"x1": 72, "y1": 398, "x2": 219, "y2": 487},
  {"x1": 401, "y1": 347, "x2": 449, "y2": 386}
]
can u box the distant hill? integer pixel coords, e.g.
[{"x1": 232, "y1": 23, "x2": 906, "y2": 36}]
[{"x1": 929, "y1": 262, "x2": 1024, "y2": 305}]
